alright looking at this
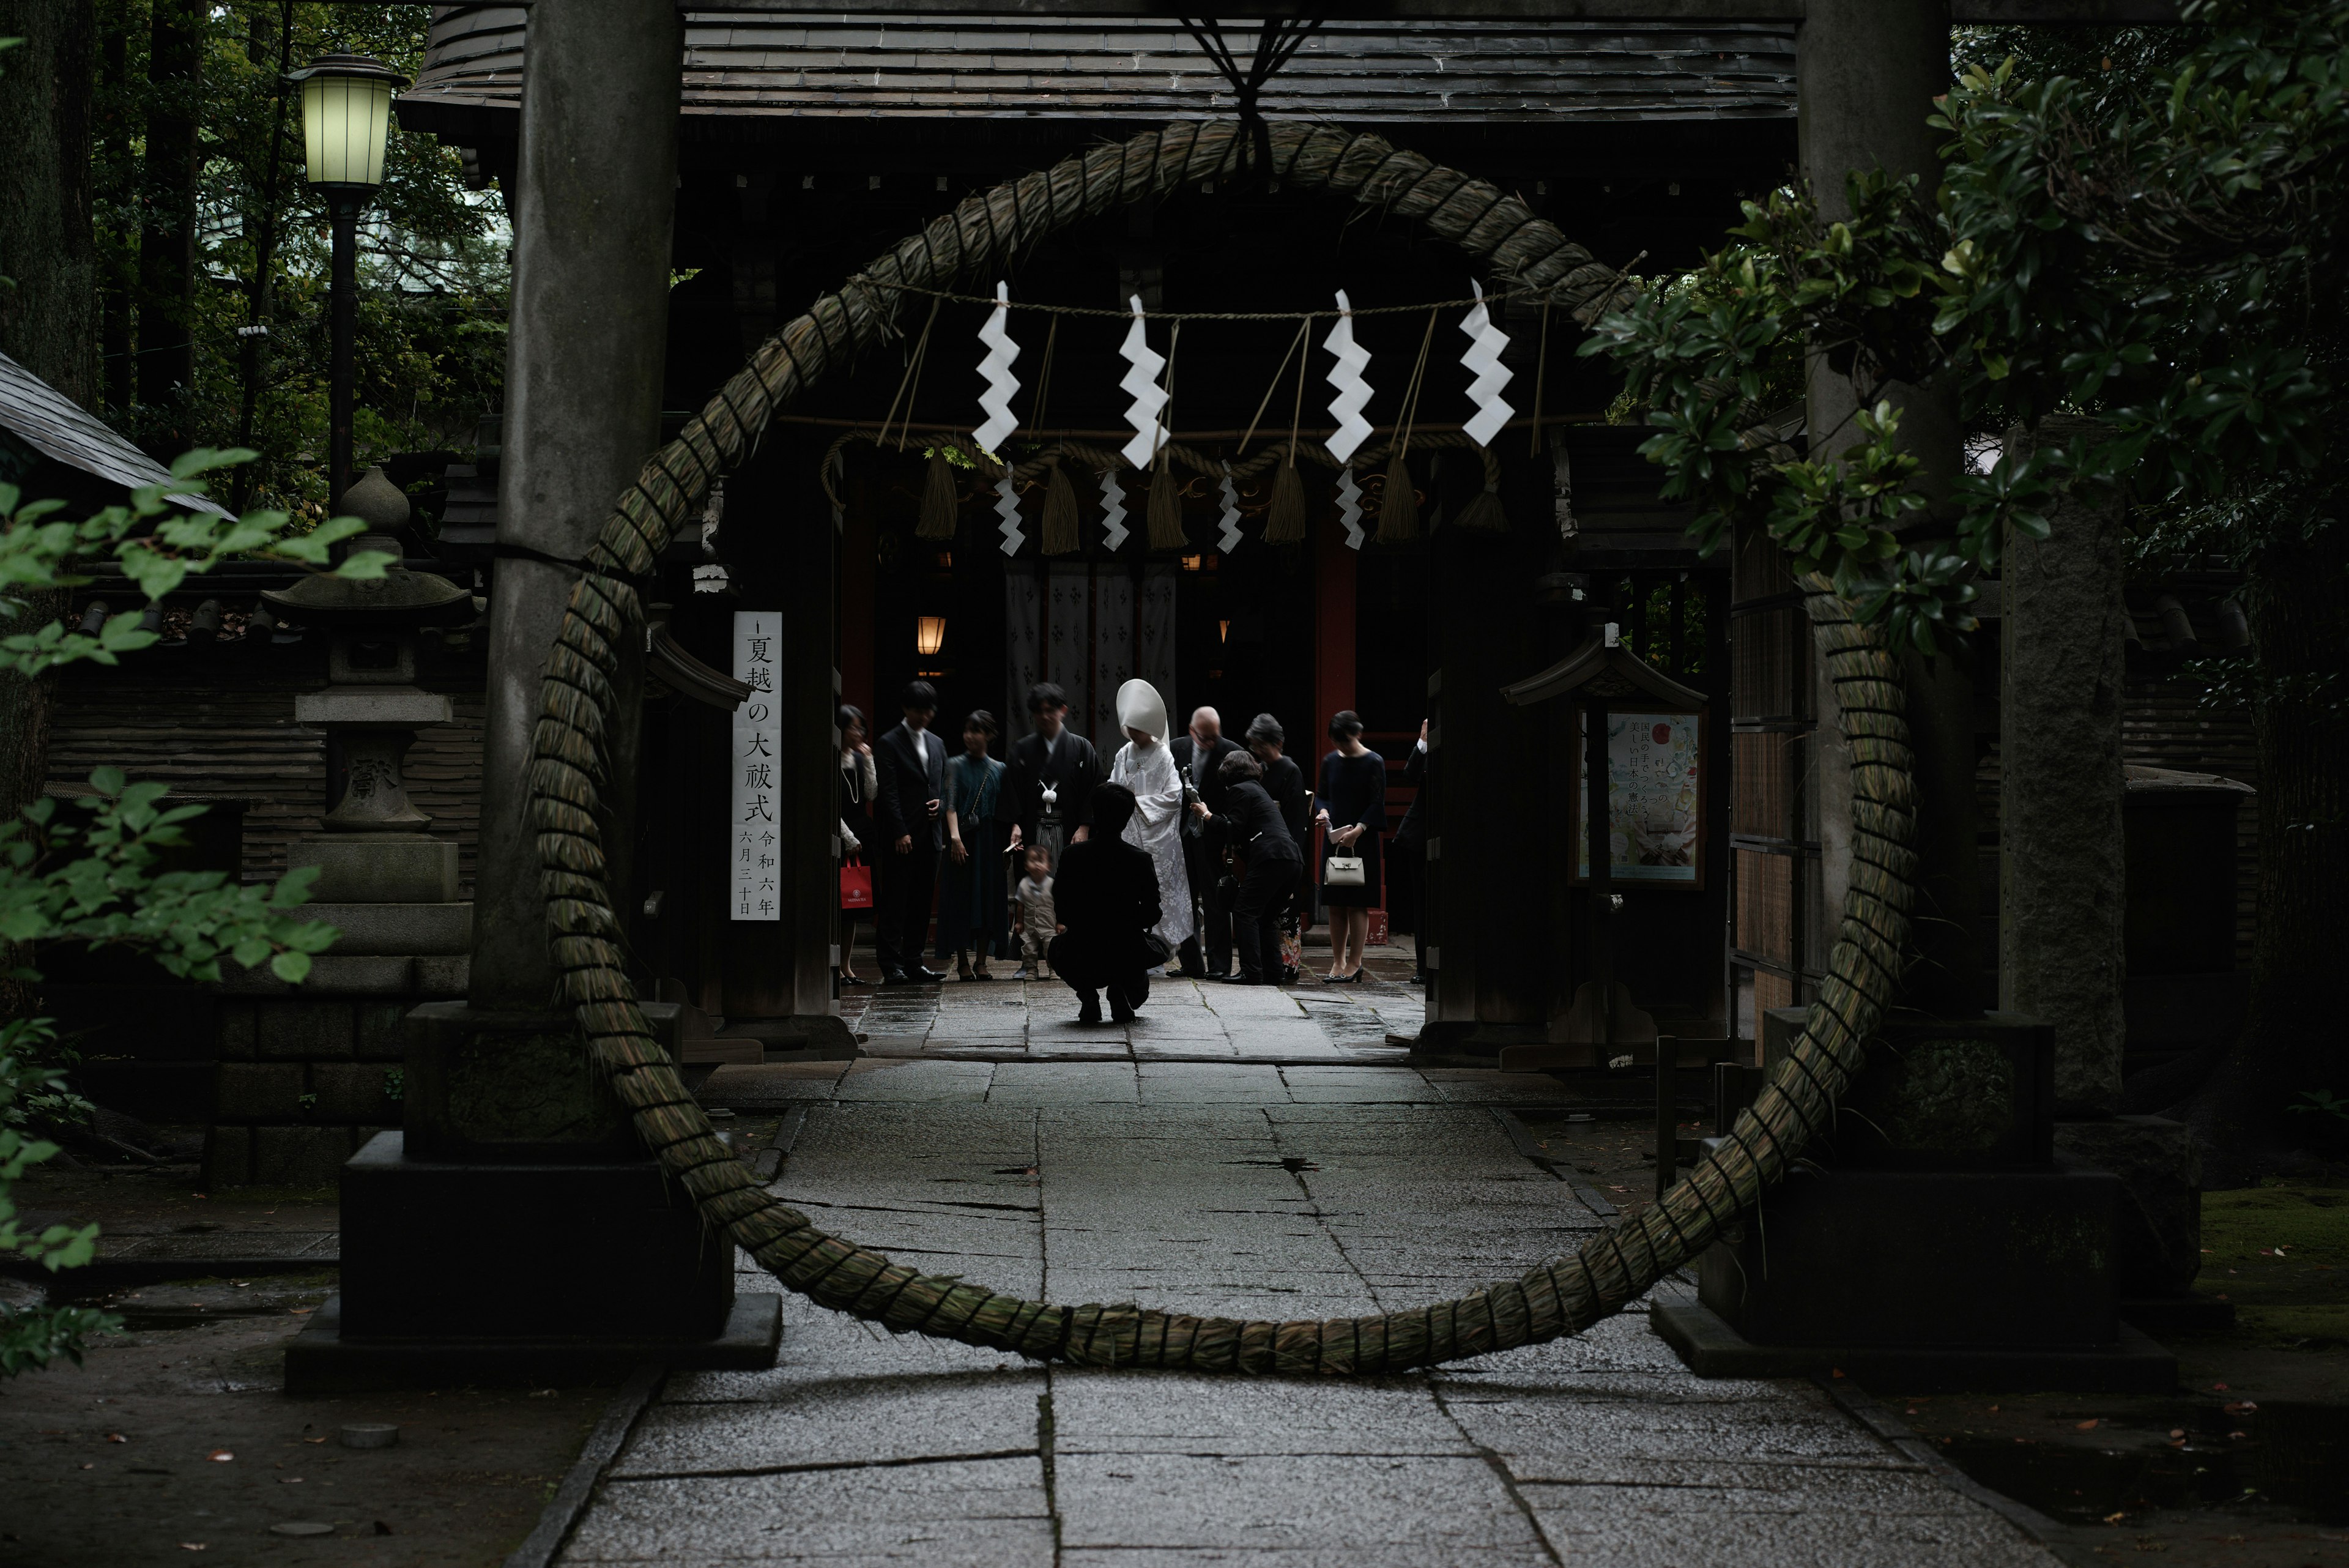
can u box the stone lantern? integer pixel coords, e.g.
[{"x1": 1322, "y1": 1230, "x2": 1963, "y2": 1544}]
[
  {"x1": 266, "y1": 467, "x2": 475, "y2": 916},
  {"x1": 205, "y1": 467, "x2": 480, "y2": 1191}
]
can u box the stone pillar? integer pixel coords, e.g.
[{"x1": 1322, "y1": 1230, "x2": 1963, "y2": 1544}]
[
  {"x1": 290, "y1": 1, "x2": 778, "y2": 1389},
  {"x1": 2001, "y1": 417, "x2": 2128, "y2": 1115},
  {"x1": 470, "y1": 0, "x2": 681, "y2": 1010},
  {"x1": 1798, "y1": 0, "x2": 1984, "y2": 1016}
]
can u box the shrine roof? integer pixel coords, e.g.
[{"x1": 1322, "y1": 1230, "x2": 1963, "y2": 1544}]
[
  {"x1": 0, "y1": 351, "x2": 225, "y2": 516},
  {"x1": 399, "y1": 5, "x2": 1796, "y2": 134}
]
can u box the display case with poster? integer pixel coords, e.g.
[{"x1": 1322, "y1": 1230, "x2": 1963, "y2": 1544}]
[{"x1": 1573, "y1": 709, "x2": 1706, "y2": 887}]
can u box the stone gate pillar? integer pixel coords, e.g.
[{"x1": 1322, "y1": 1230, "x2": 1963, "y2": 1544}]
[{"x1": 289, "y1": 0, "x2": 778, "y2": 1390}]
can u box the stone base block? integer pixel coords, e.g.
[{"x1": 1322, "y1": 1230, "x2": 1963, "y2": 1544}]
[
  {"x1": 1762, "y1": 1007, "x2": 2055, "y2": 1169},
  {"x1": 400, "y1": 1001, "x2": 681, "y2": 1156},
  {"x1": 301, "y1": 902, "x2": 473, "y2": 956},
  {"x1": 1700, "y1": 1167, "x2": 2124, "y2": 1349},
  {"x1": 290, "y1": 836, "x2": 459, "y2": 904},
  {"x1": 285, "y1": 1290, "x2": 781, "y2": 1395},
  {"x1": 1650, "y1": 1297, "x2": 2176, "y2": 1394},
  {"x1": 726, "y1": 1014, "x2": 861, "y2": 1061},
  {"x1": 336, "y1": 1131, "x2": 733, "y2": 1343},
  {"x1": 2056, "y1": 1115, "x2": 2202, "y2": 1295}
]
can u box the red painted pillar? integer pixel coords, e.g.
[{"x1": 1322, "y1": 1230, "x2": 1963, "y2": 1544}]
[
  {"x1": 1313, "y1": 519, "x2": 1357, "y2": 749},
  {"x1": 1312, "y1": 516, "x2": 1357, "y2": 905}
]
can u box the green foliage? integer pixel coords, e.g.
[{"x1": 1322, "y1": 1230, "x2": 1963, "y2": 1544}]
[
  {"x1": 1581, "y1": 0, "x2": 2349, "y2": 659},
  {"x1": 94, "y1": 2, "x2": 508, "y2": 516},
  {"x1": 0, "y1": 449, "x2": 392, "y2": 675},
  {"x1": 2288, "y1": 1090, "x2": 2349, "y2": 1125},
  {"x1": 0, "y1": 451, "x2": 361, "y2": 1377}
]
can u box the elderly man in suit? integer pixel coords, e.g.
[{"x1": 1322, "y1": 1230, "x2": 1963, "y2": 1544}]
[
  {"x1": 1168, "y1": 705, "x2": 1242, "y2": 979},
  {"x1": 874, "y1": 680, "x2": 948, "y2": 985},
  {"x1": 998, "y1": 681, "x2": 1099, "y2": 865}
]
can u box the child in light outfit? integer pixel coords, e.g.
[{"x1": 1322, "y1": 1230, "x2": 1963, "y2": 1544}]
[{"x1": 1014, "y1": 844, "x2": 1056, "y2": 980}]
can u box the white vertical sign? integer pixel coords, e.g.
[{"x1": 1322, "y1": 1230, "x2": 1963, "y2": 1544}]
[{"x1": 730, "y1": 611, "x2": 783, "y2": 921}]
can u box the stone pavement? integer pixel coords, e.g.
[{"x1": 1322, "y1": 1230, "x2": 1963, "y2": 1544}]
[
  {"x1": 841, "y1": 972, "x2": 1423, "y2": 1063},
  {"x1": 568, "y1": 992, "x2": 2058, "y2": 1567}
]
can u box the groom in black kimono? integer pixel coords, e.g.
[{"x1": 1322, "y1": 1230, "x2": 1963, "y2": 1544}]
[{"x1": 998, "y1": 682, "x2": 1099, "y2": 861}]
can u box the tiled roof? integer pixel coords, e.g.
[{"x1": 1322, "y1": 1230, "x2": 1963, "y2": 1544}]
[
  {"x1": 0, "y1": 350, "x2": 225, "y2": 514},
  {"x1": 399, "y1": 5, "x2": 1796, "y2": 128}
]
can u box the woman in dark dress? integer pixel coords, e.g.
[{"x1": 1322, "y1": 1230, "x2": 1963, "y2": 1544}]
[
  {"x1": 1047, "y1": 784, "x2": 1162, "y2": 1024},
  {"x1": 1315, "y1": 709, "x2": 1387, "y2": 984},
  {"x1": 837, "y1": 704, "x2": 877, "y2": 987}
]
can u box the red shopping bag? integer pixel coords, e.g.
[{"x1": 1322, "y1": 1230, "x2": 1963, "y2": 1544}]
[{"x1": 839, "y1": 860, "x2": 874, "y2": 910}]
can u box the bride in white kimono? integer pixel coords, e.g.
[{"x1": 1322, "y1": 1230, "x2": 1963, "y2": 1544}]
[{"x1": 1107, "y1": 678, "x2": 1194, "y2": 959}]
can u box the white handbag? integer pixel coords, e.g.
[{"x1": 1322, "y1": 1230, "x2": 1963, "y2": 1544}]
[{"x1": 1324, "y1": 855, "x2": 1365, "y2": 886}]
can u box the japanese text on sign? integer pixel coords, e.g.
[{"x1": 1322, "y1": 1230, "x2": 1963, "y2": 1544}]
[{"x1": 730, "y1": 611, "x2": 784, "y2": 921}]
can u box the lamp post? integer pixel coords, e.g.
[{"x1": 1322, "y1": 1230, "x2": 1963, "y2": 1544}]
[{"x1": 288, "y1": 53, "x2": 406, "y2": 509}]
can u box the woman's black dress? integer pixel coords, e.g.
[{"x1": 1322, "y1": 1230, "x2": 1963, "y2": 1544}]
[{"x1": 1317, "y1": 748, "x2": 1389, "y2": 908}]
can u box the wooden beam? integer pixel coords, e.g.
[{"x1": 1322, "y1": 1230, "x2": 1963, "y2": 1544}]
[
  {"x1": 355, "y1": 0, "x2": 2182, "y2": 19},
  {"x1": 653, "y1": 1, "x2": 2180, "y2": 20}
]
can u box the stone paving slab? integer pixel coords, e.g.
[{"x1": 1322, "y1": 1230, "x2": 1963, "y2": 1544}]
[{"x1": 570, "y1": 1061, "x2": 2059, "y2": 1568}]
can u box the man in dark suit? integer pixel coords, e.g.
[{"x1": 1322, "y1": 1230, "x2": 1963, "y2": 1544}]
[
  {"x1": 998, "y1": 682, "x2": 1099, "y2": 861},
  {"x1": 873, "y1": 680, "x2": 948, "y2": 984},
  {"x1": 1169, "y1": 705, "x2": 1242, "y2": 978}
]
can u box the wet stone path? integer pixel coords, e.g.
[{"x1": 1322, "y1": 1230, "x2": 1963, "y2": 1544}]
[
  {"x1": 566, "y1": 1008, "x2": 2057, "y2": 1566},
  {"x1": 841, "y1": 973, "x2": 1425, "y2": 1063}
]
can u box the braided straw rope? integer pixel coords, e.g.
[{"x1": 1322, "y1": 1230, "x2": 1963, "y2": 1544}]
[
  {"x1": 527, "y1": 120, "x2": 1920, "y2": 1371},
  {"x1": 817, "y1": 428, "x2": 1501, "y2": 510}
]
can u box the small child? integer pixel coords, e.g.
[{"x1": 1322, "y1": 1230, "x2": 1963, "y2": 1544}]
[{"x1": 1014, "y1": 844, "x2": 1056, "y2": 981}]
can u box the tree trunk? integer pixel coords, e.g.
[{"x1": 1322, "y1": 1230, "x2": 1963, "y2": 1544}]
[
  {"x1": 0, "y1": 0, "x2": 98, "y2": 1020},
  {"x1": 0, "y1": 1, "x2": 98, "y2": 403},
  {"x1": 98, "y1": 15, "x2": 132, "y2": 415},
  {"x1": 136, "y1": 0, "x2": 201, "y2": 446},
  {"x1": 2181, "y1": 512, "x2": 2349, "y2": 1173}
]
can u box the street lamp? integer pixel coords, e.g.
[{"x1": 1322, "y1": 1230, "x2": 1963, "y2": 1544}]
[{"x1": 287, "y1": 53, "x2": 407, "y2": 510}]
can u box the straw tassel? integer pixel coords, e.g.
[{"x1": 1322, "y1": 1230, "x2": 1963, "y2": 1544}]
[
  {"x1": 1375, "y1": 448, "x2": 1419, "y2": 544},
  {"x1": 916, "y1": 447, "x2": 960, "y2": 540},
  {"x1": 1455, "y1": 483, "x2": 1508, "y2": 533},
  {"x1": 1263, "y1": 458, "x2": 1307, "y2": 545},
  {"x1": 1042, "y1": 461, "x2": 1080, "y2": 555},
  {"x1": 1147, "y1": 459, "x2": 1187, "y2": 550}
]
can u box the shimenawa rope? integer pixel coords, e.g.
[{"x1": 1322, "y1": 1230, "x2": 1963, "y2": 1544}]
[{"x1": 525, "y1": 119, "x2": 1920, "y2": 1372}]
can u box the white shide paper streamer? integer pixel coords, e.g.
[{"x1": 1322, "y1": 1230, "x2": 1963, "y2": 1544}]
[
  {"x1": 1323, "y1": 290, "x2": 1373, "y2": 466},
  {"x1": 1459, "y1": 280, "x2": 1515, "y2": 448},
  {"x1": 1117, "y1": 295, "x2": 1170, "y2": 470},
  {"x1": 973, "y1": 281, "x2": 1022, "y2": 455}
]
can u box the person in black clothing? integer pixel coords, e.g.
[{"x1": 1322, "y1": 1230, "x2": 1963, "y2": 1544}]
[
  {"x1": 1170, "y1": 705, "x2": 1242, "y2": 978},
  {"x1": 998, "y1": 682, "x2": 1099, "y2": 863},
  {"x1": 873, "y1": 680, "x2": 948, "y2": 985},
  {"x1": 1316, "y1": 709, "x2": 1388, "y2": 984},
  {"x1": 1391, "y1": 719, "x2": 1431, "y2": 987},
  {"x1": 1201, "y1": 751, "x2": 1301, "y2": 985},
  {"x1": 1244, "y1": 714, "x2": 1313, "y2": 857},
  {"x1": 1047, "y1": 783, "x2": 1162, "y2": 1024},
  {"x1": 1245, "y1": 713, "x2": 1312, "y2": 981}
]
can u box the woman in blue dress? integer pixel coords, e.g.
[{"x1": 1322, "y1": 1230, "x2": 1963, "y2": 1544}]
[
  {"x1": 940, "y1": 710, "x2": 1011, "y2": 979},
  {"x1": 1315, "y1": 709, "x2": 1388, "y2": 984}
]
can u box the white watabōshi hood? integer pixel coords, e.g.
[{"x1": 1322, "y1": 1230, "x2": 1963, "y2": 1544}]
[{"x1": 1115, "y1": 678, "x2": 1169, "y2": 745}]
